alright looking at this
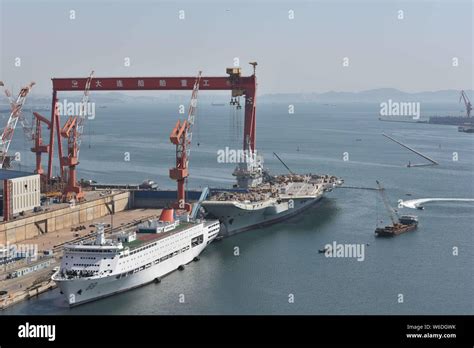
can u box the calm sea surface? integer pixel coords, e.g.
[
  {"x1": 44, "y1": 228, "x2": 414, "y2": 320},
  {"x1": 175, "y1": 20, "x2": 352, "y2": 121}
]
[{"x1": 2, "y1": 101, "x2": 473, "y2": 314}]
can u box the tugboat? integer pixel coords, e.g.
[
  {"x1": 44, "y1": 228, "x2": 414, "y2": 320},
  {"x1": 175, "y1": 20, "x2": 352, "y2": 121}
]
[{"x1": 374, "y1": 180, "x2": 418, "y2": 237}]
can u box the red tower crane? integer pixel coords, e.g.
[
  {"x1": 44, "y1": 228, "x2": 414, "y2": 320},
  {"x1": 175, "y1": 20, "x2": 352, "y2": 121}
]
[
  {"x1": 59, "y1": 71, "x2": 94, "y2": 201},
  {"x1": 60, "y1": 116, "x2": 82, "y2": 201},
  {"x1": 30, "y1": 112, "x2": 51, "y2": 175},
  {"x1": 169, "y1": 71, "x2": 202, "y2": 212},
  {"x1": 459, "y1": 90, "x2": 472, "y2": 118}
]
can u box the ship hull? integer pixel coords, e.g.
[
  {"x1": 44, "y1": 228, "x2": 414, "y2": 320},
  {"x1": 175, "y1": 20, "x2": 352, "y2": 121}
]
[
  {"x1": 429, "y1": 116, "x2": 472, "y2": 126},
  {"x1": 55, "y1": 241, "x2": 210, "y2": 307},
  {"x1": 203, "y1": 195, "x2": 323, "y2": 237},
  {"x1": 375, "y1": 224, "x2": 417, "y2": 237}
]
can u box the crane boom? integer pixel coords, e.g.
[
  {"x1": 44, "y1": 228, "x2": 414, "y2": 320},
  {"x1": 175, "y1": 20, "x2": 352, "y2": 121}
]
[
  {"x1": 184, "y1": 71, "x2": 202, "y2": 163},
  {"x1": 169, "y1": 71, "x2": 202, "y2": 212},
  {"x1": 75, "y1": 70, "x2": 94, "y2": 156},
  {"x1": 59, "y1": 70, "x2": 94, "y2": 202},
  {"x1": 0, "y1": 81, "x2": 35, "y2": 169},
  {"x1": 376, "y1": 180, "x2": 399, "y2": 225},
  {"x1": 459, "y1": 90, "x2": 472, "y2": 118}
]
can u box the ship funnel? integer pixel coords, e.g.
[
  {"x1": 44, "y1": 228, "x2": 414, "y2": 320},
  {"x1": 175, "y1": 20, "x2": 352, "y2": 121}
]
[
  {"x1": 159, "y1": 208, "x2": 174, "y2": 222},
  {"x1": 94, "y1": 223, "x2": 107, "y2": 245}
]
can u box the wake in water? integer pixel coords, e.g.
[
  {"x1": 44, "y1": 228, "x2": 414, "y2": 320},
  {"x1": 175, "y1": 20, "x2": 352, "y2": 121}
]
[{"x1": 400, "y1": 198, "x2": 474, "y2": 209}]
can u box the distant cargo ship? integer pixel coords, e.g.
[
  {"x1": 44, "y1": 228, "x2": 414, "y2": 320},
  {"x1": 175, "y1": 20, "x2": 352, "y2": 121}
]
[
  {"x1": 201, "y1": 154, "x2": 342, "y2": 236},
  {"x1": 53, "y1": 210, "x2": 219, "y2": 306},
  {"x1": 428, "y1": 116, "x2": 472, "y2": 125},
  {"x1": 458, "y1": 124, "x2": 474, "y2": 133},
  {"x1": 378, "y1": 117, "x2": 427, "y2": 124}
]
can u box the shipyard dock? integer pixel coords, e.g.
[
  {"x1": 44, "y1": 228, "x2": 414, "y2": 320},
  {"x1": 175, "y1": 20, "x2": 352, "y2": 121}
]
[{"x1": 0, "y1": 189, "x2": 204, "y2": 310}]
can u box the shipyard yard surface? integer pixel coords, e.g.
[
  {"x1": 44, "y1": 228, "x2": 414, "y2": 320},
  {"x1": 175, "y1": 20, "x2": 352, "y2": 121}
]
[{"x1": 1, "y1": 102, "x2": 473, "y2": 315}]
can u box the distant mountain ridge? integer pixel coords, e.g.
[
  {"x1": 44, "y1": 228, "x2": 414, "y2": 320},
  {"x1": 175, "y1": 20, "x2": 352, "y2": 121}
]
[
  {"x1": 259, "y1": 89, "x2": 474, "y2": 103},
  {"x1": 1, "y1": 88, "x2": 472, "y2": 106}
]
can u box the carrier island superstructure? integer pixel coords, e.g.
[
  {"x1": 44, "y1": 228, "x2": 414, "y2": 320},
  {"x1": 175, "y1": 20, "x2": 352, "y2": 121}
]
[{"x1": 201, "y1": 153, "x2": 343, "y2": 236}]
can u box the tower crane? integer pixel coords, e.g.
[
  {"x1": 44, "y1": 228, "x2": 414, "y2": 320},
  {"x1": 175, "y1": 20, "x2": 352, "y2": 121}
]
[
  {"x1": 30, "y1": 112, "x2": 51, "y2": 175},
  {"x1": 0, "y1": 82, "x2": 53, "y2": 175},
  {"x1": 0, "y1": 81, "x2": 35, "y2": 169},
  {"x1": 459, "y1": 90, "x2": 472, "y2": 118},
  {"x1": 169, "y1": 71, "x2": 202, "y2": 213},
  {"x1": 60, "y1": 70, "x2": 94, "y2": 202}
]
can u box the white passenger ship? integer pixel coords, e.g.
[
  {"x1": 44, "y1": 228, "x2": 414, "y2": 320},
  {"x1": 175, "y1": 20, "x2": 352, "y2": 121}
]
[{"x1": 52, "y1": 209, "x2": 220, "y2": 306}]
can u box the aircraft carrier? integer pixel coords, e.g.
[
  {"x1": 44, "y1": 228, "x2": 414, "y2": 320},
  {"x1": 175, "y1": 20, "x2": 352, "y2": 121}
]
[{"x1": 201, "y1": 153, "x2": 342, "y2": 236}]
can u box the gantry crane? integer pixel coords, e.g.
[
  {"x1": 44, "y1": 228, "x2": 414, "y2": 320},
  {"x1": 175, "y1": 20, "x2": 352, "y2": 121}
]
[
  {"x1": 459, "y1": 90, "x2": 472, "y2": 118},
  {"x1": 60, "y1": 71, "x2": 94, "y2": 201},
  {"x1": 169, "y1": 71, "x2": 202, "y2": 213},
  {"x1": 0, "y1": 81, "x2": 35, "y2": 169}
]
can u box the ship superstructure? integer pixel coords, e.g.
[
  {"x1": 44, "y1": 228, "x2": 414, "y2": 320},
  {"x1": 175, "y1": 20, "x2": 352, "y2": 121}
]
[{"x1": 202, "y1": 153, "x2": 342, "y2": 236}]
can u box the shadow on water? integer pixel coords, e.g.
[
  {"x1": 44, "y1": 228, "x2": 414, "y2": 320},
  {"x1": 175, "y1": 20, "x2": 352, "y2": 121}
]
[
  {"x1": 266, "y1": 198, "x2": 339, "y2": 233},
  {"x1": 218, "y1": 198, "x2": 340, "y2": 250}
]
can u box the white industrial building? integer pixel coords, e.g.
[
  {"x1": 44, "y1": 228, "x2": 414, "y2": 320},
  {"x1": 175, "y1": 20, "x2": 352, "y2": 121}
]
[{"x1": 0, "y1": 170, "x2": 41, "y2": 220}]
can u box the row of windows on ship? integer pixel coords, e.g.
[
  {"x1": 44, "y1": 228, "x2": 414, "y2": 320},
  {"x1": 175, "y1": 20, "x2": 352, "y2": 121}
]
[
  {"x1": 120, "y1": 229, "x2": 209, "y2": 258},
  {"x1": 119, "y1": 234, "x2": 204, "y2": 266},
  {"x1": 115, "y1": 235, "x2": 204, "y2": 280}
]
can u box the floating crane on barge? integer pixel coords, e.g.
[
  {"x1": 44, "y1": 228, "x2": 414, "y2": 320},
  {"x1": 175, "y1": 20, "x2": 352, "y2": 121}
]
[{"x1": 375, "y1": 180, "x2": 418, "y2": 237}]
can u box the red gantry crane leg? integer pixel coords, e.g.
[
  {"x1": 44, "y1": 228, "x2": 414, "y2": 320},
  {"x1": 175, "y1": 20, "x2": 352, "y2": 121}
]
[{"x1": 169, "y1": 71, "x2": 202, "y2": 213}]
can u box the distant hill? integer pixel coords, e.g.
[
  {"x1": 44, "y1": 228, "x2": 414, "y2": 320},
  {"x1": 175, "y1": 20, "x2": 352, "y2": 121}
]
[
  {"x1": 1, "y1": 89, "x2": 472, "y2": 107},
  {"x1": 259, "y1": 89, "x2": 474, "y2": 103}
]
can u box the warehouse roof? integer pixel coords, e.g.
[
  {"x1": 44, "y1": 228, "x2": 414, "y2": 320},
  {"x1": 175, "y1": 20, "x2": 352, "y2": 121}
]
[{"x1": 0, "y1": 169, "x2": 38, "y2": 180}]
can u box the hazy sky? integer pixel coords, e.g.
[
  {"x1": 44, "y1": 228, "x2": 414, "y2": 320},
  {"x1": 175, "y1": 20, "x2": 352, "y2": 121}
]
[{"x1": 0, "y1": 0, "x2": 472, "y2": 95}]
